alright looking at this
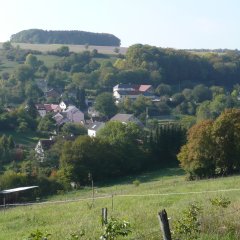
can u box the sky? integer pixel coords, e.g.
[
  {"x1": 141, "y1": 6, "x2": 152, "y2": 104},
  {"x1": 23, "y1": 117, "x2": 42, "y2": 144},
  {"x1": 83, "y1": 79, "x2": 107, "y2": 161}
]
[{"x1": 1, "y1": 0, "x2": 240, "y2": 49}]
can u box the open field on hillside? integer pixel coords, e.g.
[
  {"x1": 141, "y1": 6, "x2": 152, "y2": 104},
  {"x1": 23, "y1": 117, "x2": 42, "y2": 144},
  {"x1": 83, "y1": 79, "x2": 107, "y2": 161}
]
[
  {"x1": 36, "y1": 54, "x2": 62, "y2": 68},
  {"x1": 0, "y1": 130, "x2": 45, "y2": 148},
  {"x1": 0, "y1": 57, "x2": 20, "y2": 74},
  {"x1": 0, "y1": 43, "x2": 128, "y2": 55},
  {"x1": 1, "y1": 168, "x2": 240, "y2": 239}
]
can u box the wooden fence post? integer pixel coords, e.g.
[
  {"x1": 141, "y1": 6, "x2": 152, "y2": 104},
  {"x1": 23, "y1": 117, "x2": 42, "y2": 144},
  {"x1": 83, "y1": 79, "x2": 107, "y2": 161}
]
[
  {"x1": 102, "y1": 208, "x2": 108, "y2": 226},
  {"x1": 158, "y1": 209, "x2": 172, "y2": 240},
  {"x1": 111, "y1": 194, "x2": 114, "y2": 211}
]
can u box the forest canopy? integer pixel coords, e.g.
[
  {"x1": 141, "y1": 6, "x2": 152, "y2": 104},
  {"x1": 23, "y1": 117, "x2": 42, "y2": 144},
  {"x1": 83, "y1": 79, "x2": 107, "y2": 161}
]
[{"x1": 10, "y1": 29, "x2": 121, "y2": 46}]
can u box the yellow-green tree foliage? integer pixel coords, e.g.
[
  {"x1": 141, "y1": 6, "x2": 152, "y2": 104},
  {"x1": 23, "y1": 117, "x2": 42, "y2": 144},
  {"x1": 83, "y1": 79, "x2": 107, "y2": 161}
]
[{"x1": 178, "y1": 109, "x2": 240, "y2": 178}]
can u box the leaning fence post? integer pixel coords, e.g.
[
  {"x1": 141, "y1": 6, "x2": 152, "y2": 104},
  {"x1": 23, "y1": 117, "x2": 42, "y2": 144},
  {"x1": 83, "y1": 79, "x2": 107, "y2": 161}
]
[
  {"x1": 158, "y1": 209, "x2": 172, "y2": 240},
  {"x1": 102, "y1": 208, "x2": 108, "y2": 226},
  {"x1": 111, "y1": 194, "x2": 114, "y2": 211}
]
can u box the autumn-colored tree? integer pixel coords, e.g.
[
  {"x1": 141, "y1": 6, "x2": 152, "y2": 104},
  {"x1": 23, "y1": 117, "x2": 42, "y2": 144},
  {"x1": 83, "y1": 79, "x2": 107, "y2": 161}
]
[
  {"x1": 178, "y1": 108, "x2": 240, "y2": 178},
  {"x1": 177, "y1": 120, "x2": 215, "y2": 178}
]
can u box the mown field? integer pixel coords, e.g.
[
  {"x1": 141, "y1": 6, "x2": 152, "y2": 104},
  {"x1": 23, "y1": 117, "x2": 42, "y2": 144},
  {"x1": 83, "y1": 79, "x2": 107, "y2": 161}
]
[
  {"x1": 0, "y1": 43, "x2": 128, "y2": 55},
  {"x1": 1, "y1": 168, "x2": 240, "y2": 240},
  {"x1": 0, "y1": 130, "x2": 46, "y2": 148}
]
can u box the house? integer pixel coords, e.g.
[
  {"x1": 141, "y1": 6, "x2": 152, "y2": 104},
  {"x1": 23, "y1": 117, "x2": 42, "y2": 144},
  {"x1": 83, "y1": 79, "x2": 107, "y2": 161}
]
[
  {"x1": 35, "y1": 104, "x2": 61, "y2": 117},
  {"x1": 113, "y1": 84, "x2": 153, "y2": 93},
  {"x1": 35, "y1": 104, "x2": 47, "y2": 117},
  {"x1": 52, "y1": 105, "x2": 84, "y2": 126},
  {"x1": 44, "y1": 89, "x2": 60, "y2": 99},
  {"x1": 110, "y1": 113, "x2": 143, "y2": 126},
  {"x1": 52, "y1": 112, "x2": 70, "y2": 126},
  {"x1": 35, "y1": 139, "x2": 55, "y2": 162},
  {"x1": 88, "y1": 107, "x2": 100, "y2": 118},
  {"x1": 62, "y1": 106, "x2": 84, "y2": 123},
  {"x1": 113, "y1": 84, "x2": 154, "y2": 103},
  {"x1": 59, "y1": 100, "x2": 73, "y2": 111},
  {"x1": 88, "y1": 121, "x2": 105, "y2": 137}
]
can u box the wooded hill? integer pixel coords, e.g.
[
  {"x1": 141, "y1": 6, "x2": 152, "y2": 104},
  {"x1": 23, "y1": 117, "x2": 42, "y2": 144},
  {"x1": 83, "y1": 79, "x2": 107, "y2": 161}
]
[{"x1": 10, "y1": 29, "x2": 121, "y2": 46}]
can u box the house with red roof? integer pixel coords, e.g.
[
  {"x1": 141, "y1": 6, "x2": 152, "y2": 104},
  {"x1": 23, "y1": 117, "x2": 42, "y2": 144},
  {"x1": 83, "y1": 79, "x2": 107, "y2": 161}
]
[
  {"x1": 113, "y1": 84, "x2": 155, "y2": 103},
  {"x1": 35, "y1": 104, "x2": 61, "y2": 117}
]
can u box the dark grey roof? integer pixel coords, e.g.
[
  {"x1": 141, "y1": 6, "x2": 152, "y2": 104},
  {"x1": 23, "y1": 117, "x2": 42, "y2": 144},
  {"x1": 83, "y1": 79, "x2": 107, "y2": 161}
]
[
  {"x1": 88, "y1": 121, "x2": 105, "y2": 131},
  {"x1": 116, "y1": 83, "x2": 136, "y2": 88},
  {"x1": 110, "y1": 113, "x2": 133, "y2": 122}
]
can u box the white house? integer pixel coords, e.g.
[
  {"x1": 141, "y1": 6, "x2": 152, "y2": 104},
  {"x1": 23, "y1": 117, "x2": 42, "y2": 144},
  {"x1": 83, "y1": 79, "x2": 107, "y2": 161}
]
[
  {"x1": 35, "y1": 139, "x2": 55, "y2": 162},
  {"x1": 59, "y1": 100, "x2": 72, "y2": 111},
  {"x1": 88, "y1": 122, "x2": 105, "y2": 137},
  {"x1": 113, "y1": 84, "x2": 154, "y2": 103}
]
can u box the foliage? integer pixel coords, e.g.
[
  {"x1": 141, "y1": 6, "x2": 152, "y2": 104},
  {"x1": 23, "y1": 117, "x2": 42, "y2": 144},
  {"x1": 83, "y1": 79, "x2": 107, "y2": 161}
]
[
  {"x1": 25, "y1": 54, "x2": 43, "y2": 71},
  {"x1": 178, "y1": 120, "x2": 215, "y2": 178},
  {"x1": 66, "y1": 230, "x2": 85, "y2": 240},
  {"x1": 46, "y1": 70, "x2": 69, "y2": 90},
  {"x1": 59, "y1": 122, "x2": 147, "y2": 185},
  {"x1": 132, "y1": 179, "x2": 140, "y2": 187},
  {"x1": 155, "y1": 83, "x2": 172, "y2": 96},
  {"x1": 61, "y1": 123, "x2": 87, "y2": 136},
  {"x1": 0, "y1": 134, "x2": 16, "y2": 165},
  {"x1": 173, "y1": 203, "x2": 202, "y2": 240},
  {"x1": 211, "y1": 109, "x2": 240, "y2": 174},
  {"x1": 149, "y1": 124, "x2": 186, "y2": 167},
  {"x1": 209, "y1": 196, "x2": 231, "y2": 208},
  {"x1": 24, "y1": 229, "x2": 51, "y2": 240},
  {"x1": 0, "y1": 171, "x2": 28, "y2": 189},
  {"x1": 100, "y1": 218, "x2": 132, "y2": 240},
  {"x1": 49, "y1": 46, "x2": 70, "y2": 57},
  {"x1": 98, "y1": 121, "x2": 142, "y2": 144},
  {"x1": 37, "y1": 114, "x2": 55, "y2": 132},
  {"x1": 94, "y1": 92, "x2": 117, "y2": 118},
  {"x1": 178, "y1": 108, "x2": 240, "y2": 178},
  {"x1": 125, "y1": 44, "x2": 240, "y2": 88},
  {"x1": 11, "y1": 29, "x2": 121, "y2": 46}
]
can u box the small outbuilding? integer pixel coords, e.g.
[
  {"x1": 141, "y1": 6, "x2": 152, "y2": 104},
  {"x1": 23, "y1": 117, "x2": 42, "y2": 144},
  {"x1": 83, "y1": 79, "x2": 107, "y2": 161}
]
[{"x1": 88, "y1": 121, "x2": 105, "y2": 137}]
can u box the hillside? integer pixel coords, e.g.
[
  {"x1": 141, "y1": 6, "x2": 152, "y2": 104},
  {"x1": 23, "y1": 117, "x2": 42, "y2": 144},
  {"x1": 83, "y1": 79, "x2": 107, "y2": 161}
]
[
  {"x1": 1, "y1": 169, "x2": 240, "y2": 239},
  {"x1": 0, "y1": 42, "x2": 127, "y2": 55},
  {"x1": 10, "y1": 29, "x2": 121, "y2": 47}
]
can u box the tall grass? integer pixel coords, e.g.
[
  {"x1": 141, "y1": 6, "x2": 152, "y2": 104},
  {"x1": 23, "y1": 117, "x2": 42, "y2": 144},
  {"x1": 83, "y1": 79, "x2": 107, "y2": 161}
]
[{"x1": 1, "y1": 169, "x2": 240, "y2": 239}]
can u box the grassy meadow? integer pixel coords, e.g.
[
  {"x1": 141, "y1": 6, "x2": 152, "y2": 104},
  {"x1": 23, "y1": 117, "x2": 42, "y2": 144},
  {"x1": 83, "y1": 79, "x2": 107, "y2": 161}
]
[
  {"x1": 0, "y1": 57, "x2": 20, "y2": 74},
  {"x1": 1, "y1": 168, "x2": 240, "y2": 240},
  {"x1": 0, "y1": 42, "x2": 128, "y2": 55},
  {"x1": 0, "y1": 130, "x2": 45, "y2": 149}
]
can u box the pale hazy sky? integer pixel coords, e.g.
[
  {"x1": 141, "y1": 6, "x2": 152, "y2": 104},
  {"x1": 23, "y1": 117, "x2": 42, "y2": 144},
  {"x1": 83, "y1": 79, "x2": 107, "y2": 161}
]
[{"x1": 1, "y1": 0, "x2": 239, "y2": 49}]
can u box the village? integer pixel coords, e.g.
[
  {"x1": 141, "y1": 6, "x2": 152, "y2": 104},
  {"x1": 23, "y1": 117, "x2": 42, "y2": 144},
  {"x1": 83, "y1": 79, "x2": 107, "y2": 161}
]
[{"x1": 34, "y1": 83, "x2": 156, "y2": 161}]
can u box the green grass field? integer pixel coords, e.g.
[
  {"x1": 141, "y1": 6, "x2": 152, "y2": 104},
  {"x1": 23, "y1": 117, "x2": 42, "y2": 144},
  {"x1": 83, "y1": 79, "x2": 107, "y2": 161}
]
[
  {"x1": 1, "y1": 168, "x2": 240, "y2": 239},
  {"x1": 0, "y1": 43, "x2": 128, "y2": 55},
  {"x1": 0, "y1": 130, "x2": 45, "y2": 148},
  {"x1": 36, "y1": 54, "x2": 62, "y2": 68},
  {"x1": 0, "y1": 58, "x2": 20, "y2": 74}
]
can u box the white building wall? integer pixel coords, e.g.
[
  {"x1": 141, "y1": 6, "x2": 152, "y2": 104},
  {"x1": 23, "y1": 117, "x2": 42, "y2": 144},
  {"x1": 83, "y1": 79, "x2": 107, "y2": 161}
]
[
  {"x1": 38, "y1": 110, "x2": 46, "y2": 117},
  {"x1": 88, "y1": 129, "x2": 96, "y2": 137}
]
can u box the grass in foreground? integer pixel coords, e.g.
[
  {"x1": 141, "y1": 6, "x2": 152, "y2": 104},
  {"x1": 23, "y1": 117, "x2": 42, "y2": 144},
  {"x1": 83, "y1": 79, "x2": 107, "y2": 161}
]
[{"x1": 1, "y1": 169, "x2": 240, "y2": 239}]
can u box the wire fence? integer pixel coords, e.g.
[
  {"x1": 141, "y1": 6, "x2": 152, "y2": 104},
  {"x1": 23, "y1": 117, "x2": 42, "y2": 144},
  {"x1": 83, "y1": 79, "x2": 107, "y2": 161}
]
[
  {"x1": 1, "y1": 187, "x2": 240, "y2": 208},
  {"x1": 2, "y1": 187, "x2": 240, "y2": 240}
]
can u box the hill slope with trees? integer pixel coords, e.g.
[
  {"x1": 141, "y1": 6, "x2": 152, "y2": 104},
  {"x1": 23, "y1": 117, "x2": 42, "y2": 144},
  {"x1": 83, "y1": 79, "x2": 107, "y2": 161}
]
[{"x1": 10, "y1": 29, "x2": 121, "y2": 46}]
